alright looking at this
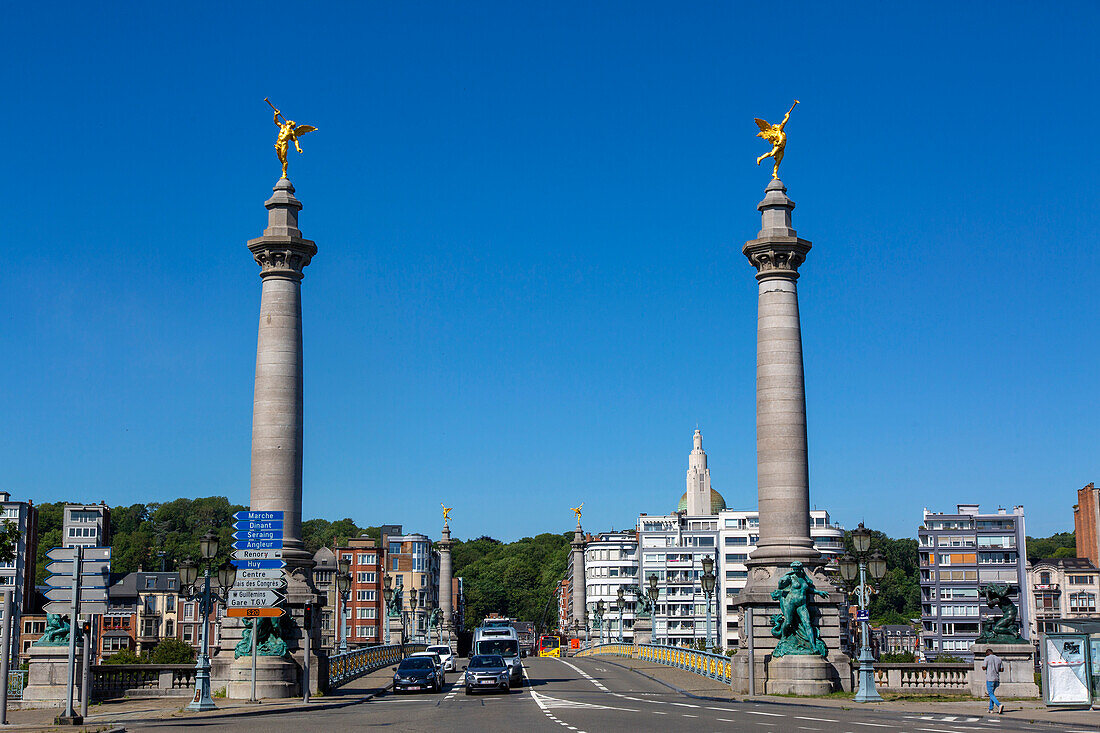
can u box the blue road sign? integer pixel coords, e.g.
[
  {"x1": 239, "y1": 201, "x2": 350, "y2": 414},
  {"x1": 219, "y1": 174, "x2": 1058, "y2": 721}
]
[
  {"x1": 234, "y1": 559, "x2": 286, "y2": 570},
  {"x1": 233, "y1": 520, "x2": 284, "y2": 532},
  {"x1": 232, "y1": 540, "x2": 282, "y2": 550},
  {"x1": 856, "y1": 609, "x2": 870, "y2": 622},
  {"x1": 234, "y1": 511, "x2": 284, "y2": 521},
  {"x1": 232, "y1": 530, "x2": 283, "y2": 542},
  {"x1": 46, "y1": 574, "x2": 107, "y2": 590}
]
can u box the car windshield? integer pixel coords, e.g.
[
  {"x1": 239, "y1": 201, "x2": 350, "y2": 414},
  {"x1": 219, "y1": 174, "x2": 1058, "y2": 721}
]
[
  {"x1": 470, "y1": 655, "x2": 505, "y2": 668},
  {"x1": 477, "y1": 639, "x2": 518, "y2": 656},
  {"x1": 427, "y1": 647, "x2": 450, "y2": 655},
  {"x1": 398, "y1": 658, "x2": 433, "y2": 670}
]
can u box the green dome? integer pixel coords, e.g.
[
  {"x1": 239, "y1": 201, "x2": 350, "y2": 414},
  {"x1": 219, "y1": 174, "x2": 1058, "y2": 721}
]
[{"x1": 677, "y1": 488, "x2": 727, "y2": 514}]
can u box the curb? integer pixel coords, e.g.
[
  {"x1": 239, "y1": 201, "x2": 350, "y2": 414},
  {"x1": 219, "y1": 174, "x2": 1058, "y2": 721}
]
[{"x1": 582, "y1": 655, "x2": 1082, "y2": 731}]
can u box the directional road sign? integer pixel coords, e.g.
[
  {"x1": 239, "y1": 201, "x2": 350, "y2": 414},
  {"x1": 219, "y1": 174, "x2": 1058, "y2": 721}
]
[
  {"x1": 233, "y1": 577, "x2": 288, "y2": 591},
  {"x1": 237, "y1": 568, "x2": 285, "y2": 580},
  {"x1": 45, "y1": 559, "x2": 111, "y2": 577},
  {"x1": 231, "y1": 548, "x2": 283, "y2": 560},
  {"x1": 233, "y1": 511, "x2": 284, "y2": 521},
  {"x1": 46, "y1": 573, "x2": 107, "y2": 590},
  {"x1": 46, "y1": 547, "x2": 112, "y2": 562},
  {"x1": 45, "y1": 587, "x2": 108, "y2": 604},
  {"x1": 235, "y1": 520, "x2": 284, "y2": 532},
  {"x1": 232, "y1": 530, "x2": 282, "y2": 542},
  {"x1": 45, "y1": 601, "x2": 107, "y2": 616},
  {"x1": 227, "y1": 589, "x2": 284, "y2": 608},
  {"x1": 856, "y1": 609, "x2": 870, "y2": 622},
  {"x1": 233, "y1": 559, "x2": 286, "y2": 570},
  {"x1": 227, "y1": 607, "x2": 285, "y2": 618},
  {"x1": 232, "y1": 539, "x2": 281, "y2": 550}
]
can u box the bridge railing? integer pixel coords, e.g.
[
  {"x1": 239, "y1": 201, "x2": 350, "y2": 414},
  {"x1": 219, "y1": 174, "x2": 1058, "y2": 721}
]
[
  {"x1": 576, "y1": 642, "x2": 733, "y2": 684},
  {"x1": 327, "y1": 643, "x2": 427, "y2": 689},
  {"x1": 864, "y1": 662, "x2": 971, "y2": 694}
]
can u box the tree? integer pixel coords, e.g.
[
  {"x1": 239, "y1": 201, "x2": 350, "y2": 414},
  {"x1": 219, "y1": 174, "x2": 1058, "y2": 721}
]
[
  {"x1": 102, "y1": 648, "x2": 143, "y2": 665},
  {"x1": 1027, "y1": 531, "x2": 1076, "y2": 561},
  {"x1": 0, "y1": 520, "x2": 21, "y2": 564},
  {"x1": 147, "y1": 638, "x2": 196, "y2": 664}
]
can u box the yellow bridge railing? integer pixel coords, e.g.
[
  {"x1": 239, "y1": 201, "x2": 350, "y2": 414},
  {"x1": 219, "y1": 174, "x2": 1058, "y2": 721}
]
[{"x1": 577, "y1": 642, "x2": 733, "y2": 684}]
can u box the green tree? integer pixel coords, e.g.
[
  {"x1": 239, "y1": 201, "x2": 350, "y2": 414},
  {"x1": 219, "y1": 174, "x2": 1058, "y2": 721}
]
[
  {"x1": 1027, "y1": 531, "x2": 1076, "y2": 561},
  {"x1": 147, "y1": 638, "x2": 196, "y2": 664},
  {"x1": 102, "y1": 648, "x2": 144, "y2": 665}
]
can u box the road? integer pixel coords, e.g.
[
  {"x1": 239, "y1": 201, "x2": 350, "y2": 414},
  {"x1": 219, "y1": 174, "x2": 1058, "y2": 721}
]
[{"x1": 118, "y1": 656, "x2": 1056, "y2": 733}]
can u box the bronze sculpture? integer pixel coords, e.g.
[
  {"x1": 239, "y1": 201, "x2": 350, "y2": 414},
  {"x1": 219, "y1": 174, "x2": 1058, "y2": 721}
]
[
  {"x1": 32, "y1": 613, "x2": 70, "y2": 646},
  {"x1": 234, "y1": 616, "x2": 289, "y2": 658},
  {"x1": 976, "y1": 583, "x2": 1026, "y2": 643},
  {"x1": 770, "y1": 561, "x2": 829, "y2": 656}
]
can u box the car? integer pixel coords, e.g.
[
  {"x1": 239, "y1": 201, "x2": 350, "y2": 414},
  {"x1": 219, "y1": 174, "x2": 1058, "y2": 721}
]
[
  {"x1": 426, "y1": 644, "x2": 456, "y2": 672},
  {"x1": 463, "y1": 654, "x2": 511, "y2": 695},
  {"x1": 392, "y1": 656, "x2": 442, "y2": 694},
  {"x1": 408, "y1": 651, "x2": 446, "y2": 684}
]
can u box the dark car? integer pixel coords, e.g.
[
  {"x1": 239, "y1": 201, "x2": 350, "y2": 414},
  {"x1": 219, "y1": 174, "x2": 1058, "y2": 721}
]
[
  {"x1": 463, "y1": 654, "x2": 511, "y2": 695},
  {"x1": 392, "y1": 656, "x2": 442, "y2": 694}
]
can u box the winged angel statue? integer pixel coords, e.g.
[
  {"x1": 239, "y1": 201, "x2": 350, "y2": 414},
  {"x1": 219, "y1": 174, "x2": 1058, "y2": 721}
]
[
  {"x1": 267, "y1": 98, "x2": 317, "y2": 179},
  {"x1": 754, "y1": 100, "x2": 798, "y2": 179}
]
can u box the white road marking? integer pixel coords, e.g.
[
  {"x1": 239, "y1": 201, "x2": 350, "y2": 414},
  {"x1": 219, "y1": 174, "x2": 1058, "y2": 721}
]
[
  {"x1": 745, "y1": 710, "x2": 785, "y2": 717},
  {"x1": 850, "y1": 724, "x2": 891, "y2": 728},
  {"x1": 796, "y1": 716, "x2": 838, "y2": 722}
]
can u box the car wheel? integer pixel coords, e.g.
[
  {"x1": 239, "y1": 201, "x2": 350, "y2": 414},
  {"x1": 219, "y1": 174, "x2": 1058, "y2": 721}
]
[{"x1": 464, "y1": 686, "x2": 472, "y2": 695}]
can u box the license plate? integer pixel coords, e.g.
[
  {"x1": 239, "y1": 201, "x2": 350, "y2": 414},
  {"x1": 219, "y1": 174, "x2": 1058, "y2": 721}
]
[
  {"x1": 479, "y1": 680, "x2": 495, "y2": 686},
  {"x1": 408, "y1": 685, "x2": 421, "y2": 690}
]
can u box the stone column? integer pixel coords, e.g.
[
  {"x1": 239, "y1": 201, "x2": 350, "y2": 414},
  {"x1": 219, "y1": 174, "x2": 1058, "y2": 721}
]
[
  {"x1": 571, "y1": 523, "x2": 586, "y2": 635},
  {"x1": 438, "y1": 524, "x2": 454, "y2": 650},
  {"x1": 247, "y1": 177, "x2": 316, "y2": 571},
  {"x1": 730, "y1": 179, "x2": 848, "y2": 695},
  {"x1": 743, "y1": 178, "x2": 818, "y2": 567}
]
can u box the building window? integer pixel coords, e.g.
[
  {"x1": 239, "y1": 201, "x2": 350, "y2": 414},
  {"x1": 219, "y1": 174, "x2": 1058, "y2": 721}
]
[
  {"x1": 1069, "y1": 575, "x2": 1095, "y2": 586},
  {"x1": 725, "y1": 537, "x2": 747, "y2": 546},
  {"x1": 357, "y1": 553, "x2": 376, "y2": 565},
  {"x1": 183, "y1": 626, "x2": 194, "y2": 643},
  {"x1": 165, "y1": 619, "x2": 174, "y2": 636},
  {"x1": 166, "y1": 595, "x2": 175, "y2": 612},
  {"x1": 356, "y1": 607, "x2": 377, "y2": 619},
  {"x1": 388, "y1": 542, "x2": 402, "y2": 555},
  {"x1": 356, "y1": 625, "x2": 370, "y2": 638},
  {"x1": 356, "y1": 590, "x2": 376, "y2": 602},
  {"x1": 1040, "y1": 572, "x2": 1051, "y2": 585},
  {"x1": 391, "y1": 559, "x2": 399, "y2": 571},
  {"x1": 144, "y1": 597, "x2": 156, "y2": 613},
  {"x1": 356, "y1": 571, "x2": 376, "y2": 584},
  {"x1": 146, "y1": 578, "x2": 157, "y2": 589}
]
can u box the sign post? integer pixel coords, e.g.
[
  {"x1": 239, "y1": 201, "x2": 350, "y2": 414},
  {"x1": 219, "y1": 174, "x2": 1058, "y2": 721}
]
[
  {"x1": 231, "y1": 511, "x2": 287, "y2": 702},
  {"x1": 62, "y1": 546, "x2": 81, "y2": 724},
  {"x1": 0, "y1": 589, "x2": 11, "y2": 725}
]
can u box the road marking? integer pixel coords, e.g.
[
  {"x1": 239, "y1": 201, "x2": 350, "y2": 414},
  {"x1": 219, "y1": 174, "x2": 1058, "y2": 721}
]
[
  {"x1": 745, "y1": 710, "x2": 785, "y2": 717},
  {"x1": 850, "y1": 724, "x2": 891, "y2": 728},
  {"x1": 796, "y1": 716, "x2": 838, "y2": 722},
  {"x1": 670, "y1": 702, "x2": 699, "y2": 708}
]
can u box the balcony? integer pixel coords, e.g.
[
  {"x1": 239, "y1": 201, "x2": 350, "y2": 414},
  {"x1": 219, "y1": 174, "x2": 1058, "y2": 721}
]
[{"x1": 1033, "y1": 583, "x2": 1060, "y2": 592}]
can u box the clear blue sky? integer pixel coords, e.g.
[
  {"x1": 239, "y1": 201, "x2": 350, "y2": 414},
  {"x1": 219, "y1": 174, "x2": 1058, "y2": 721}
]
[{"x1": 3, "y1": 2, "x2": 1097, "y2": 542}]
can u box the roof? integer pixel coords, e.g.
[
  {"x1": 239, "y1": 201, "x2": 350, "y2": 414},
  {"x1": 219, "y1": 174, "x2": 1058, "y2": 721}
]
[
  {"x1": 1031, "y1": 558, "x2": 1098, "y2": 570},
  {"x1": 313, "y1": 547, "x2": 336, "y2": 568},
  {"x1": 676, "y1": 488, "x2": 727, "y2": 514}
]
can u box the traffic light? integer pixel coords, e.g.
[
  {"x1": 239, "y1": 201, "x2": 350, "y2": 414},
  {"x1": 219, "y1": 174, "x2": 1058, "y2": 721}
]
[
  {"x1": 81, "y1": 619, "x2": 91, "y2": 638},
  {"x1": 303, "y1": 603, "x2": 313, "y2": 629}
]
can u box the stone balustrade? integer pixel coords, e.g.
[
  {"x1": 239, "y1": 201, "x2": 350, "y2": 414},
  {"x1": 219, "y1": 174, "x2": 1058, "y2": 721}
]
[
  {"x1": 91, "y1": 664, "x2": 197, "y2": 699},
  {"x1": 862, "y1": 663, "x2": 972, "y2": 694}
]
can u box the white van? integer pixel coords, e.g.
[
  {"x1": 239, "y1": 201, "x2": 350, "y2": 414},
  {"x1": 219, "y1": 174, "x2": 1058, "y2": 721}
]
[{"x1": 473, "y1": 626, "x2": 523, "y2": 684}]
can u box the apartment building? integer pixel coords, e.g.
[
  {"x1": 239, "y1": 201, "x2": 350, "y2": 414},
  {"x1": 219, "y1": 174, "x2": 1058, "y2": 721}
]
[
  {"x1": 581, "y1": 531, "x2": 639, "y2": 643},
  {"x1": 717, "y1": 508, "x2": 845, "y2": 648},
  {"x1": 0, "y1": 492, "x2": 38, "y2": 666},
  {"x1": 918, "y1": 504, "x2": 1028, "y2": 660},
  {"x1": 382, "y1": 527, "x2": 439, "y2": 644},
  {"x1": 62, "y1": 504, "x2": 110, "y2": 548},
  {"x1": 335, "y1": 536, "x2": 384, "y2": 647},
  {"x1": 312, "y1": 547, "x2": 338, "y2": 653},
  {"x1": 1028, "y1": 557, "x2": 1100, "y2": 644}
]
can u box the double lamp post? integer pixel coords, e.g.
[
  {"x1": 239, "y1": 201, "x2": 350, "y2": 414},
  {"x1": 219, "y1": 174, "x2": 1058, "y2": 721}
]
[
  {"x1": 839, "y1": 523, "x2": 888, "y2": 703},
  {"x1": 700, "y1": 554, "x2": 716, "y2": 651},
  {"x1": 179, "y1": 531, "x2": 237, "y2": 712}
]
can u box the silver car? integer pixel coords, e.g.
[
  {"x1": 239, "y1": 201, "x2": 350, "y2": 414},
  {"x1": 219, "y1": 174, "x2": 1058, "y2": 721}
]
[{"x1": 463, "y1": 654, "x2": 511, "y2": 695}]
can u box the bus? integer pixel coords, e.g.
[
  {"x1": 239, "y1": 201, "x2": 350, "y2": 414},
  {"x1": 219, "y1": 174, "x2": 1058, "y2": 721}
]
[{"x1": 539, "y1": 634, "x2": 563, "y2": 658}]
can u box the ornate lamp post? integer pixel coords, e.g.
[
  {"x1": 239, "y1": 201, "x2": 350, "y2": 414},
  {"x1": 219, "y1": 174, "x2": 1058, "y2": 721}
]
[
  {"x1": 336, "y1": 560, "x2": 351, "y2": 653},
  {"x1": 701, "y1": 554, "x2": 716, "y2": 651},
  {"x1": 841, "y1": 523, "x2": 888, "y2": 703},
  {"x1": 382, "y1": 575, "x2": 394, "y2": 645},
  {"x1": 595, "y1": 600, "x2": 606, "y2": 645},
  {"x1": 646, "y1": 574, "x2": 660, "y2": 645},
  {"x1": 616, "y1": 587, "x2": 625, "y2": 643},
  {"x1": 409, "y1": 588, "x2": 419, "y2": 644},
  {"x1": 180, "y1": 531, "x2": 236, "y2": 712}
]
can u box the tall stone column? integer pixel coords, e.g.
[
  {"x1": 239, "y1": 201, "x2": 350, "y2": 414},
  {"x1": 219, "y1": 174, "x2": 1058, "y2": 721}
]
[
  {"x1": 571, "y1": 522, "x2": 586, "y2": 635},
  {"x1": 730, "y1": 178, "x2": 848, "y2": 695},
  {"x1": 247, "y1": 178, "x2": 316, "y2": 571},
  {"x1": 438, "y1": 524, "x2": 454, "y2": 650},
  {"x1": 743, "y1": 178, "x2": 818, "y2": 567}
]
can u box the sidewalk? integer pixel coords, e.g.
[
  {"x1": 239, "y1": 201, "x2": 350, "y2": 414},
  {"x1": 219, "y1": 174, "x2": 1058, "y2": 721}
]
[
  {"x1": 2, "y1": 665, "x2": 395, "y2": 731},
  {"x1": 593, "y1": 654, "x2": 1100, "y2": 730}
]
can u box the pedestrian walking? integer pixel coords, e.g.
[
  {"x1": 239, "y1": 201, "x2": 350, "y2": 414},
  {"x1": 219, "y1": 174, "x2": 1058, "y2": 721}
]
[{"x1": 981, "y1": 647, "x2": 1004, "y2": 714}]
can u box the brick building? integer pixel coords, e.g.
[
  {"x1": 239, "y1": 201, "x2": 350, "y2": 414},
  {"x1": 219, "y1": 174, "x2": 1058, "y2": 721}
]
[
  {"x1": 1074, "y1": 483, "x2": 1100, "y2": 569},
  {"x1": 335, "y1": 536, "x2": 383, "y2": 647}
]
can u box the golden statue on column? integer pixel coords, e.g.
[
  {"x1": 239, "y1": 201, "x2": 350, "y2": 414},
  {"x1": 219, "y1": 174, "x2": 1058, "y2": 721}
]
[
  {"x1": 442, "y1": 504, "x2": 453, "y2": 526},
  {"x1": 266, "y1": 98, "x2": 317, "y2": 179},
  {"x1": 571, "y1": 504, "x2": 583, "y2": 524},
  {"x1": 755, "y1": 100, "x2": 798, "y2": 179}
]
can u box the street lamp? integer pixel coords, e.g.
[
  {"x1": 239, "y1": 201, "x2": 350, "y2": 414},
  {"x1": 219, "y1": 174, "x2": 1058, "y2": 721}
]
[
  {"x1": 646, "y1": 574, "x2": 659, "y2": 646},
  {"x1": 595, "y1": 600, "x2": 606, "y2": 645},
  {"x1": 701, "y1": 554, "x2": 716, "y2": 652},
  {"x1": 409, "y1": 588, "x2": 419, "y2": 644},
  {"x1": 616, "y1": 587, "x2": 625, "y2": 643},
  {"x1": 382, "y1": 575, "x2": 394, "y2": 645},
  {"x1": 182, "y1": 531, "x2": 234, "y2": 712},
  {"x1": 337, "y1": 570, "x2": 351, "y2": 653},
  {"x1": 843, "y1": 523, "x2": 888, "y2": 703}
]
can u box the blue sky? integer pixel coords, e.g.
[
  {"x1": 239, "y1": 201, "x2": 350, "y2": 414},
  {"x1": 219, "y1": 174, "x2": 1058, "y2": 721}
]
[{"x1": 3, "y1": 2, "x2": 1097, "y2": 542}]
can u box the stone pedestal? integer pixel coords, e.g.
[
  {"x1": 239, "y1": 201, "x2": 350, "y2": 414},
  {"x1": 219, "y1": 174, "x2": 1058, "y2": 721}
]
[
  {"x1": 226, "y1": 655, "x2": 298, "y2": 700},
  {"x1": 439, "y1": 524, "x2": 455, "y2": 652},
  {"x1": 22, "y1": 645, "x2": 80, "y2": 705},
  {"x1": 571, "y1": 524, "x2": 586, "y2": 631},
  {"x1": 969, "y1": 643, "x2": 1040, "y2": 698},
  {"x1": 387, "y1": 615, "x2": 404, "y2": 646},
  {"x1": 632, "y1": 617, "x2": 653, "y2": 646}
]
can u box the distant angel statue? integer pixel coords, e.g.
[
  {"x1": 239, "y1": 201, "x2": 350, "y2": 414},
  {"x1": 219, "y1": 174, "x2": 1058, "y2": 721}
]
[
  {"x1": 266, "y1": 98, "x2": 317, "y2": 179},
  {"x1": 754, "y1": 100, "x2": 798, "y2": 179},
  {"x1": 571, "y1": 503, "x2": 583, "y2": 523},
  {"x1": 442, "y1": 504, "x2": 453, "y2": 525}
]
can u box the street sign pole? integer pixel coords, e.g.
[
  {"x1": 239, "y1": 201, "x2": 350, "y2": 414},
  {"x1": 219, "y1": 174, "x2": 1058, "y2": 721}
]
[
  {"x1": 250, "y1": 621, "x2": 258, "y2": 702},
  {"x1": 0, "y1": 588, "x2": 12, "y2": 725},
  {"x1": 79, "y1": 619, "x2": 90, "y2": 719},
  {"x1": 62, "y1": 545, "x2": 81, "y2": 722},
  {"x1": 302, "y1": 603, "x2": 311, "y2": 703}
]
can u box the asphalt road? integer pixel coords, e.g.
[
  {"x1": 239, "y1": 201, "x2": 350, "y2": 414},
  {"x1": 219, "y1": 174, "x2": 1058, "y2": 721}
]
[{"x1": 119, "y1": 656, "x2": 1065, "y2": 733}]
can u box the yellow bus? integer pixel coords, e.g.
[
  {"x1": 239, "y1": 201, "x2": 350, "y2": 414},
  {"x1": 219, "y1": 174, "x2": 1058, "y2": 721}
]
[{"x1": 538, "y1": 634, "x2": 563, "y2": 658}]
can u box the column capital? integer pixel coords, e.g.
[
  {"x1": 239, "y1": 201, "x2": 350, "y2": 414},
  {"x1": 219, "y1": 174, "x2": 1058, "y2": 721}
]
[
  {"x1": 248, "y1": 178, "x2": 317, "y2": 280},
  {"x1": 743, "y1": 178, "x2": 811, "y2": 280}
]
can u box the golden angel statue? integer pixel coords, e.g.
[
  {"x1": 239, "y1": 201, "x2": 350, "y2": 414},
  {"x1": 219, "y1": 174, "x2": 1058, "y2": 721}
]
[
  {"x1": 266, "y1": 98, "x2": 317, "y2": 179},
  {"x1": 571, "y1": 503, "x2": 583, "y2": 523},
  {"x1": 754, "y1": 100, "x2": 798, "y2": 179},
  {"x1": 441, "y1": 504, "x2": 453, "y2": 525}
]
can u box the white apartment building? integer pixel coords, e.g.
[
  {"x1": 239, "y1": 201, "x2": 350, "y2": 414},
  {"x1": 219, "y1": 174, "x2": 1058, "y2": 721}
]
[
  {"x1": 62, "y1": 503, "x2": 110, "y2": 548},
  {"x1": 0, "y1": 492, "x2": 37, "y2": 667},
  {"x1": 717, "y1": 508, "x2": 845, "y2": 648},
  {"x1": 583, "y1": 531, "x2": 639, "y2": 643}
]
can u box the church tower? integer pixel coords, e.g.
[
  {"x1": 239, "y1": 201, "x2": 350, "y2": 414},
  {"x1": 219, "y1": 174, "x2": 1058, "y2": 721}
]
[{"x1": 685, "y1": 429, "x2": 713, "y2": 516}]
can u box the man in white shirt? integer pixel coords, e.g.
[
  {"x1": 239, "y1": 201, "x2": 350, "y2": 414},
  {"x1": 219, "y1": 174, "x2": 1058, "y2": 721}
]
[{"x1": 981, "y1": 647, "x2": 1004, "y2": 714}]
